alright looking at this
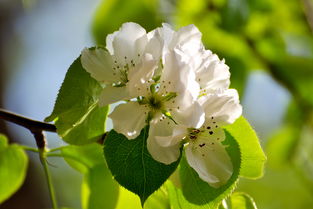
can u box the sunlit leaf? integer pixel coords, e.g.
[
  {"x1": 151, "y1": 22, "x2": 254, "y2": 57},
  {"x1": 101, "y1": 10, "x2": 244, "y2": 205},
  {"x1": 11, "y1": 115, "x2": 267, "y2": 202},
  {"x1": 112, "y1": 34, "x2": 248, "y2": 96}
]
[
  {"x1": 81, "y1": 164, "x2": 119, "y2": 209},
  {"x1": 61, "y1": 143, "x2": 105, "y2": 173},
  {"x1": 0, "y1": 136, "x2": 28, "y2": 203},
  {"x1": 104, "y1": 126, "x2": 180, "y2": 205},
  {"x1": 115, "y1": 185, "x2": 170, "y2": 209},
  {"x1": 45, "y1": 57, "x2": 108, "y2": 145},
  {"x1": 266, "y1": 125, "x2": 299, "y2": 168},
  {"x1": 59, "y1": 143, "x2": 119, "y2": 209},
  {"x1": 0, "y1": 134, "x2": 8, "y2": 150},
  {"x1": 228, "y1": 192, "x2": 257, "y2": 209},
  {"x1": 225, "y1": 116, "x2": 266, "y2": 179}
]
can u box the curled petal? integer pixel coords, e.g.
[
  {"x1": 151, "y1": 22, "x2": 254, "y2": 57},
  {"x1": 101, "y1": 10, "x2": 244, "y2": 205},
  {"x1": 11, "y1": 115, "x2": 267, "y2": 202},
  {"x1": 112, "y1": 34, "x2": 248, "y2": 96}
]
[
  {"x1": 200, "y1": 89, "x2": 242, "y2": 125},
  {"x1": 196, "y1": 53, "x2": 230, "y2": 91},
  {"x1": 185, "y1": 130, "x2": 233, "y2": 188},
  {"x1": 171, "y1": 24, "x2": 202, "y2": 47},
  {"x1": 111, "y1": 22, "x2": 147, "y2": 63},
  {"x1": 109, "y1": 102, "x2": 148, "y2": 139},
  {"x1": 145, "y1": 29, "x2": 163, "y2": 60},
  {"x1": 81, "y1": 47, "x2": 115, "y2": 83},
  {"x1": 106, "y1": 31, "x2": 118, "y2": 55}
]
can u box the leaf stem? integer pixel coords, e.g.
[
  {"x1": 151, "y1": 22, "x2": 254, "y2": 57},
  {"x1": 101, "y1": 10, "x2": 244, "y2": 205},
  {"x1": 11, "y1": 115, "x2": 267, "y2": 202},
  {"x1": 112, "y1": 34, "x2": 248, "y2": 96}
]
[
  {"x1": 48, "y1": 147, "x2": 65, "y2": 153},
  {"x1": 42, "y1": 151, "x2": 58, "y2": 209},
  {"x1": 47, "y1": 153, "x2": 90, "y2": 167},
  {"x1": 20, "y1": 145, "x2": 39, "y2": 153},
  {"x1": 0, "y1": 108, "x2": 59, "y2": 208}
]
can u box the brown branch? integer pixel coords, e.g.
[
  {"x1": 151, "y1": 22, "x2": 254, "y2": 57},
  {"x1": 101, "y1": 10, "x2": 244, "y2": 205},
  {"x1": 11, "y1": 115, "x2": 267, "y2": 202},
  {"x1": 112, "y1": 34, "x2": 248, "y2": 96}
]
[
  {"x1": 0, "y1": 108, "x2": 56, "y2": 133},
  {"x1": 302, "y1": 0, "x2": 313, "y2": 33},
  {"x1": 0, "y1": 108, "x2": 56, "y2": 150}
]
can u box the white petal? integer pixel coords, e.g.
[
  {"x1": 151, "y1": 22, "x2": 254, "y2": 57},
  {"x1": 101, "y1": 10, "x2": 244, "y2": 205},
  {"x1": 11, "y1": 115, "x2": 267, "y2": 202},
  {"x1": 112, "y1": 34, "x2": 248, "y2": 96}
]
[
  {"x1": 169, "y1": 93, "x2": 205, "y2": 128},
  {"x1": 155, "y1": 125, "x2": 188, "y2": 147},
  {"x1": 81, "y1": 47, "x2": 116, "y2": 83},
  {"x1": 170, "y1": 24, "x2": 202, "y2": 49},
  {"x1": 160, "y1": 49, "x2": 200, "y2": 99},
  {"x1": 147, "y1": 117, "x2": 183, "y2": 164},
  {"x1": 98, "y1": 86, "x2": 130, "y2": 106},
  {"x1": 185, "y1": 130, "x2": 233, "y2": 188},
  {"x1": 196, "y1": 53, "x2": 230, "y2": 91},
  {"x1": 200, "y1": 89, "x2": 242, "y2": 125},
  {"x1": 145, "y1": 29, "x2": 163, "y2": 60},
  {"x1": 127, "y1": 53, "x2": 158, "y2": 98},
  {"x1": 106, "y1": 31, "x2": 118, "y2": 55},
  {"x1": 112, "y1": 22, "x2": 147, "y2": 63},
  {"x1": 156, "y1": 23, "x2": 175, "y2": 52},
  {"x1": 109, "y1": 102, "x2": 148, "y2": 139}
]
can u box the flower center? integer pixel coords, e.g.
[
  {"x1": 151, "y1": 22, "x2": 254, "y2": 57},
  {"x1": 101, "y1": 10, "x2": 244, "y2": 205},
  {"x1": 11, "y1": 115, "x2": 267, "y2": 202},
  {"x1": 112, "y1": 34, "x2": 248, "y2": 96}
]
[{"x1": 147, "y1": 95, "x2": 163, "y2": 110}]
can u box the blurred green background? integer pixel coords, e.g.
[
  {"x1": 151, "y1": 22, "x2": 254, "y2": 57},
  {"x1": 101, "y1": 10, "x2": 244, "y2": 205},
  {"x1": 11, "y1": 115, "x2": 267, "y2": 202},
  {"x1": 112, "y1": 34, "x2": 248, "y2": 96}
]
[{"x1": 1, "y1": 0, "x2": 313, "y2": 208}]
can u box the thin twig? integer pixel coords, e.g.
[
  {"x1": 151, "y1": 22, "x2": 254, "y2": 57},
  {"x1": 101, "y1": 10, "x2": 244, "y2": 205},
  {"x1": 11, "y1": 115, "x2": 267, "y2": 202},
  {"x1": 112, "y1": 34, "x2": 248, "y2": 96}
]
[
  {"x1": 302, "y1": 0, "x2": 313, "y2": 33},
  {"x1": 0, "y1": 108, "x2": 59, "y2": 208},
  {"x1": 42, "y1": 153, "x2": 58, "y2": 209},
  {"x1": 0, "y1": 108, "x2": 56, "y2": 132}
]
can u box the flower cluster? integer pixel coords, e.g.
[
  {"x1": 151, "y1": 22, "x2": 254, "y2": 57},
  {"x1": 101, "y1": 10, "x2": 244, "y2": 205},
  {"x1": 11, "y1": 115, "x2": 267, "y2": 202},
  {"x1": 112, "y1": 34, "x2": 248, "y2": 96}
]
[{"x1": 81, "y1": 22, "x2": 242, "y2": 188}]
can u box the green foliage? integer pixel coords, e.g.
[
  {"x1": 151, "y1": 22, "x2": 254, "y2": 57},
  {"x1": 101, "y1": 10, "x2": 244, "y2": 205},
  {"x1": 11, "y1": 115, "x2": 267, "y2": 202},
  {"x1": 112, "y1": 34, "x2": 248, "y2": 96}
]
[
  {"x1": 115, "y1": 185, "x2": 170, "y2": 209},
  {"x1": 266, "y1": 125, "x2": 299, "y2": 168},
  {"x1": 103, "y1": 126, "x2": 181, "y2": 205},
  {"x1": 60, "y1": 143, "x2": 119, "y2": 209},
  {"x1": 61, "y1": 143, "x2": 105, "y2": 173},
  {"x1": 45, "y1": 57, "x2": 109, "y2": 145},
  {"x1": 81, "y1": 164, "x2": 119, "y2": 209},
  {"x1": 227, "y1": 192, "x2": 257, "y2": 209},
  {"x1": 167, "y1": 131, "x2": 240, "y2": 209},
  {"x1": 92, "y1": 0, "x2": 162, "y2": 45},
  {"x1": 0, "y1": 134, "x2": 8, "y2": 150},
  {"x1": 166, "y1": 181, "x2": 208, "y2": 209},
  {"x1": 0, "y1": 135, "x2": 28, "y2": 203},
  {"x1": 225, "y1": 117, "x2": 266, "y2": 179}
]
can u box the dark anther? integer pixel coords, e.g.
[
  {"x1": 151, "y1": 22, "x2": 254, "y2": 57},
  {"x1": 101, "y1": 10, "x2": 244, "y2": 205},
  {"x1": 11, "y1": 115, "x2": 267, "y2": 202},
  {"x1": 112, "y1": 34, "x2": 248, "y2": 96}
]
[{"x1": 199, "y1": 143, "x2": 206, "y2": 147}]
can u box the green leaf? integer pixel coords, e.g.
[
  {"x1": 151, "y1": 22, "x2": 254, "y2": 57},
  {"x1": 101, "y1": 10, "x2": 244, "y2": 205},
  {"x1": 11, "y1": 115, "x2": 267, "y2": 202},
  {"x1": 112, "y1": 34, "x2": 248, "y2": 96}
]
[
  {"x1": 144, "y1": 186, "x2": 171, "y2": 209},
  {"x1": 166, "y1": 181, "x2": 208, "y2": 209},
  {"x1": 45, "y1": 57, "x2": 109, "y2": 145},
  {"x1": 58, "y1": 143, "x2": 119, "y2": 209},
  {"x1": 92, "y1": 0, "x2": 162, "y2": 45},
  {"x1": 175, "y1": 131, "x2": 240, "y2": 208},
  {"x1": 266, "y1": 125, "x2": 299, "y2": 168},
  {"x1": 224, "y1": 116, "x2": 266, "y2": 179},
  {"x1": 81, "y1": 164, "x2": 119, "y2": 209},
  {"x1": 114, "y1": 185, "x2": 170, "y2": 209},
  {"x1": 61, "y1": 143, "x2": 105, "y2": 173},
  {"x1": 228, "y1": 192, "x2": 257, "y2": 209},
  {"x1": 104, "y1": 126, "x2": 181, "y2": 205},
  {"x1": 0, "y1": 134, "x2": 8, "y2": 150},
  {"x1": 0, "y1": 141, "x2": 28, "y2": 203}
]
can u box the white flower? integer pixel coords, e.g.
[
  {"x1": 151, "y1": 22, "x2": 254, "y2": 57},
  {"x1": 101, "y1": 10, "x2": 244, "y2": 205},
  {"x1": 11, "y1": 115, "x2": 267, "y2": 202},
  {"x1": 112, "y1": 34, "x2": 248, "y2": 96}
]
[
  {"x1": 81, "y1": 22, "x2": 161, "y2": 106},
  {"x1": 154, "y1": 24, "x2": 230, "y2": 93},
  {"x1": 148, "y1": 88, "x2": 242, "y2": 187},
  {"x1": 185, "y1": 89, "x2": 242, "y2": 188},
  {"x1": 85, "y1": 22, "x2": 243, "y2": 188},
  {"x1": 143, "y1": 24, "x2": 242, "y2": 187},
  {"x1": 109, "y1": 49, "x2": 204, "y2": 140}
]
